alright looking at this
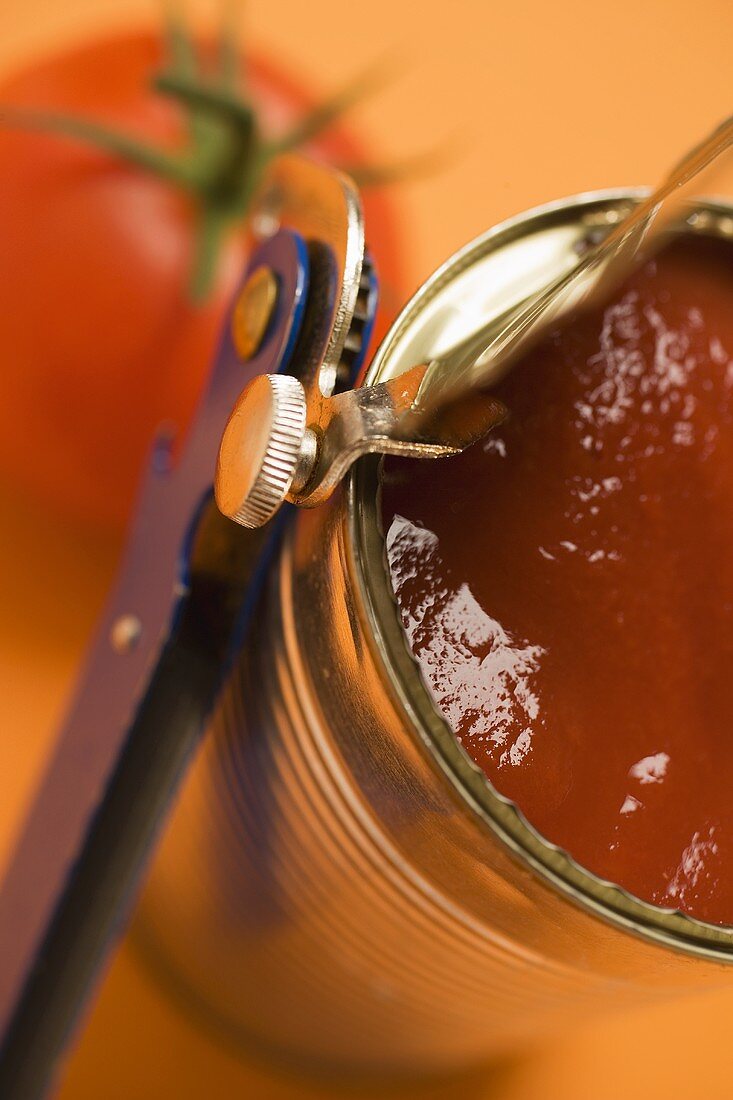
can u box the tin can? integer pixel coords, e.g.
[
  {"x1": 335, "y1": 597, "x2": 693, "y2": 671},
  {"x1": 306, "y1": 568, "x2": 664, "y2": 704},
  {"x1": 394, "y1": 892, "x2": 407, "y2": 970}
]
[{"x1": 136, "y1": 189, "x2": 733, "y2": 1075}]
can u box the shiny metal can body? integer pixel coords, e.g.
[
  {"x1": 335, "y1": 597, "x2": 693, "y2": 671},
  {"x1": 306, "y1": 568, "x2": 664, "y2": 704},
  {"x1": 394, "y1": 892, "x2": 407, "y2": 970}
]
[{"x1": 137, "y1": 190, "x2": 733, "y2": 1074}]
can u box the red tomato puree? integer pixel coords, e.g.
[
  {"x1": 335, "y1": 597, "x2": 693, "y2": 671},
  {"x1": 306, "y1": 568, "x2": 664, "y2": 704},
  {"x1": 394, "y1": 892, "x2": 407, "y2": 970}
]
[{"x1": 381, "y1": 235, "x2": 733, "y2": 925}]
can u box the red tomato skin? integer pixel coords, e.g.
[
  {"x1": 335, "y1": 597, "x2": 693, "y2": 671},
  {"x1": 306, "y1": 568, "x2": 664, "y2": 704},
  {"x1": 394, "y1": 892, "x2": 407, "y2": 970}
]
[{"x1": 0, "y1": 32, "x2": 405, "y2": 529}]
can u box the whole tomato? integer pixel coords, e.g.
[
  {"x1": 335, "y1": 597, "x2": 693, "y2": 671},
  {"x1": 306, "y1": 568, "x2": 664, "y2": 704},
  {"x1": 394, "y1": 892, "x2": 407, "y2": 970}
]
[{"x1": 0, "y1": 31, "x2": 405, "y2": 529}]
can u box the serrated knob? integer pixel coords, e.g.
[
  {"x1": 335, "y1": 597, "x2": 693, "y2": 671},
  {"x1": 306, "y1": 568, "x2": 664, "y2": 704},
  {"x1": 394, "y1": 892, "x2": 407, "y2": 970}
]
[{"x1": 215, "y1": 373, "x2": 308, "y2": 528}]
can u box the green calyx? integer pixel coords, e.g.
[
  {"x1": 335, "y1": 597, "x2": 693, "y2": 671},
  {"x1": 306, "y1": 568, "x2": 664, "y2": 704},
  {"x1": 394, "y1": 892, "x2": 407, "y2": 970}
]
[{"x1": 0, "y1": 15, "x2": 438, "y2": 302}]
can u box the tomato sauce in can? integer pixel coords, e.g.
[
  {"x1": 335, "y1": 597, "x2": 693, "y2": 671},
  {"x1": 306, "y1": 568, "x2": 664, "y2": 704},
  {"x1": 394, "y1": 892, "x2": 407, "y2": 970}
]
[
  {"x1": 140, "y1": 193, "x2": 733, "y2": 1075},
  {"x1": 382, "y1": 232, "x2": 733, "y2": 927}
]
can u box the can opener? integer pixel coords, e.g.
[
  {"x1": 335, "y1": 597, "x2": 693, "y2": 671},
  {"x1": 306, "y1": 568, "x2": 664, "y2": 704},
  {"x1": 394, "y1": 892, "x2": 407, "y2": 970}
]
[{"x1": 3, "y1": 109, "x2": 733, "y2": 1095}]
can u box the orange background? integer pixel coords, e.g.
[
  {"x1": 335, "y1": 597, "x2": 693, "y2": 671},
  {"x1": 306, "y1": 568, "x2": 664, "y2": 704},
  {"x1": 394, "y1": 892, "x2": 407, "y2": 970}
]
[{"x1": 2, "y1": 0, "x2": 733, "y2": 1096}]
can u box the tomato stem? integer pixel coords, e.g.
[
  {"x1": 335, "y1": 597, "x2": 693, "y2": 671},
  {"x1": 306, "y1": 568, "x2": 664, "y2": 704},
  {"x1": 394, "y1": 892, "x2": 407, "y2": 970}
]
[
  {"x1": 217, "y1": 12, "x2": 241, "y2": 92},
  {"x1": 154, "y1": 72, "x2": 254, "y2": 130},
  {"x1": 190, "y1": 204, "x2": 230, "y2": 302},
  {"x1": 266, "y1": 57, "x2": 397, "y2": 156},
  {"x1": 342, "y1": 142, "x2": 459, "y2": 188},
  {"x1": 0, "y1": 106, "x2": 198, "y2": 188}
]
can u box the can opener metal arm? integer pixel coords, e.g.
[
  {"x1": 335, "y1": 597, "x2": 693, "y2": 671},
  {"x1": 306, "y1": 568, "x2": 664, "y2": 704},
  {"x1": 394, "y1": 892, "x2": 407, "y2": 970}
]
[{"x1": 0, "y1": 154, "x2": 503, "y2": 1100}]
